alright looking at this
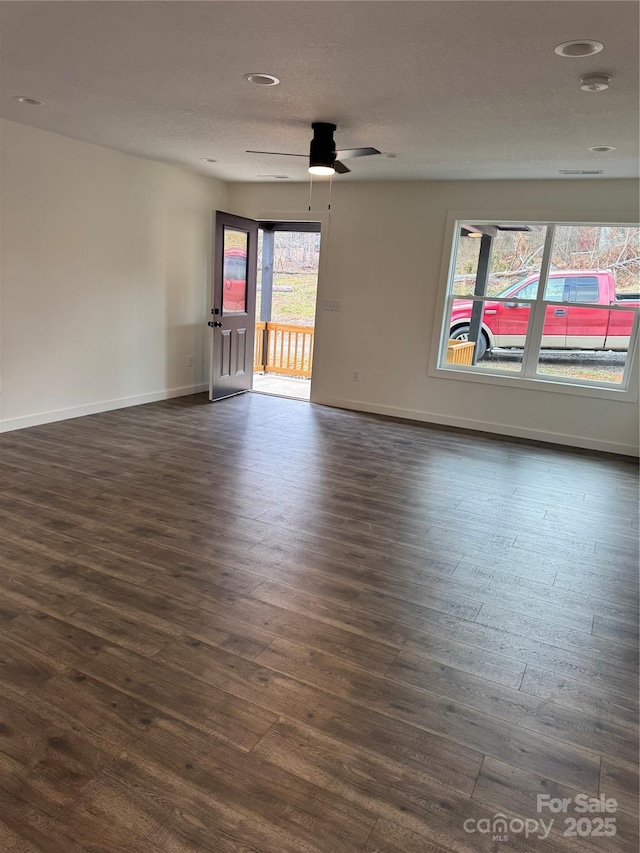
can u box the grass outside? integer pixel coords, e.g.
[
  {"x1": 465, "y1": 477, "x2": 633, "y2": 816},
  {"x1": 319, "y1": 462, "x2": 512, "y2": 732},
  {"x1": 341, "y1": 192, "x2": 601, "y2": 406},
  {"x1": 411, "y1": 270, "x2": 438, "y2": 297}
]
[
  {"x1": 257, "y1": 272, "x2": 318, "y2": 326},
  {"x1": 476, "y1": 350, "x2": 626, "y2": 384}
]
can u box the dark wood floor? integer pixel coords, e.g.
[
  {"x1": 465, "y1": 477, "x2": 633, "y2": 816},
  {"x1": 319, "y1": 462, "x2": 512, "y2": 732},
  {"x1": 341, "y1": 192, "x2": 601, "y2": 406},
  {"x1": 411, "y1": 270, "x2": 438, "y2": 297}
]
[{"x1": 0, "y1": 392, "x2": 638, "y2": 853}]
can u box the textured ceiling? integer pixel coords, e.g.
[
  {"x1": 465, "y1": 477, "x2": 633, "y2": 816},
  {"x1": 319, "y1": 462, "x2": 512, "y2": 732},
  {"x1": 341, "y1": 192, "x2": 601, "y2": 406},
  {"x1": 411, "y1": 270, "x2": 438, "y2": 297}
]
[{"x1": 1, "y1": 1, "x2": 638, "y2": 182}]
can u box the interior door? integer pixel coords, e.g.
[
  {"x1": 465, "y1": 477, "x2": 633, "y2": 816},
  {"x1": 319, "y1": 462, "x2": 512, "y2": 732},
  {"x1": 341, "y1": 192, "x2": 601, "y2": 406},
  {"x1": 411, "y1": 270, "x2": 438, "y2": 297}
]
[{"x1": 209, "y1": 211, "x2": 258, "y2": 400}]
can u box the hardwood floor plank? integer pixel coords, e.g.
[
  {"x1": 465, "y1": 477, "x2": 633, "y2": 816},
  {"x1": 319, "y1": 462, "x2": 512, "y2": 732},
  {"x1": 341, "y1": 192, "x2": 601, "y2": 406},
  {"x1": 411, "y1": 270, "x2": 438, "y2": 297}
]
[
  {"x1": 456, "y1": 562, "x2": 638, "y2": 625},
  {"x1": 0, "y1": 793, "x2": 89, "y2": 853},
  {"x1": 250, "y1": 539, "x2": 595, "y2": 633},
  {"x1": 475, "y1": 606, "x2": 639, "y2": 671},
  {"x1": 0, "y1": 690, "x2": 117, "y2": 810},
  {"x1": 83, "y1": 754, "x2": 364, "y2": 853},
  {"x1": 520, "y1": 666, "x2": 639, "y2": 731},
  {"x1": 84, "y1": 645, "x2": 280, "y2": 751},
  {"x1": 0, "y1": 821, "x2": 44, "y2": 853},
  {"x1": 364, "y1": 820, "x2": 461, "y2": 853},
  {"x1": 254, "y1": 638, "x2": 602, "y2": 792},
  {"x1": 388, "y1": 652, "x2": 638, "y2": 764},
  {"x1": 151, "y1": 634, "x2": 483, "y2": 796},
  {"x1": 0, "y1": 514, "x2": 261, "y2": 595},
  {"x1": 592, "y1": 616, "x2": 640, "y2": 649},
  {"x1": 250, "y1": 579, "x2": 639, "y2": 697},
  {"x1": 253, "y1": 716, "x2": 500, "y2": 853},
  {"x1": 38, "y1": 671, "x2": 376, "y2": 853},
  {"x1": 473, "y1": 757, "x2": 638, "y2": 853},
  {"x1": 0, "y1": 635, "x2": 66, "y2": 696},
  {"x1": 600, "y1": 758, "x2": 640, "y2": 818},
  {"x1": 38, "y1": 561, "x2": 267, "y2": 658},
  {"x1": 252, "y1": 563, "x2": 481, "y2": 622},
  {"x1": 364, "y1": 815, "x2": 591, "y2": 853}
]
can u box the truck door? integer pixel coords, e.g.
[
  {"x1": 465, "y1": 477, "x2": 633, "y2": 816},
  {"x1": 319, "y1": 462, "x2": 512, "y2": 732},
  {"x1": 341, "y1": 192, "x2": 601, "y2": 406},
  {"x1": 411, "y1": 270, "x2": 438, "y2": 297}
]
[
  {"x1": 496, "y1": 279, "x2": 537, "y2": 346},
  {"x1": 539, "y1": 277, "x2": 569, "y2": 347},
  {"x1": 564, "y1": 275, "x2": 607, "y2": 349},
  {"x1": 498, "y1": 277, "x2": 568, "y2": 347}
]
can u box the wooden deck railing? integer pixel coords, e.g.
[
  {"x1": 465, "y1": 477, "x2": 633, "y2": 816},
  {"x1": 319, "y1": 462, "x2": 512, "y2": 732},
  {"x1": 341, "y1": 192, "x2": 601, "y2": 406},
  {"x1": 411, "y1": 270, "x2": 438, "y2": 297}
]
[{"x1": 254, "y1": 322, "x2": 314, "y2": 378}]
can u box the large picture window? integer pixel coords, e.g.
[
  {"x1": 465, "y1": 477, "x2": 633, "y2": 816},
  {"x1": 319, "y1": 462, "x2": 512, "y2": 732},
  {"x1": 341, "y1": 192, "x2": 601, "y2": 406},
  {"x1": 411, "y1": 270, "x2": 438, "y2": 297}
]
[{"x1": 437, "y1": 222, "x2": 640, "y2": 391}]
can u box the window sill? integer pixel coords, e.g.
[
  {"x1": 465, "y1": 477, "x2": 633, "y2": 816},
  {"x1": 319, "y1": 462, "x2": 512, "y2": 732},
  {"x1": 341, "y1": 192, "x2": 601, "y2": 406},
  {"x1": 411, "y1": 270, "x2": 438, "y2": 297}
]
[{"x1": 430, "y1": 363, "x2": 638, "y2": 402}]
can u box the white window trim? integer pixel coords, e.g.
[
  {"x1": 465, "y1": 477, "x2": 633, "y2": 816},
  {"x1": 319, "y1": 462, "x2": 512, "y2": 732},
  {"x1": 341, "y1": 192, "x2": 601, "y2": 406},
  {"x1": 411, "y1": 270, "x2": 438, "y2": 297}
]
[{"x1": 428, "y1": 212, "x2": 640, "y2": 403}]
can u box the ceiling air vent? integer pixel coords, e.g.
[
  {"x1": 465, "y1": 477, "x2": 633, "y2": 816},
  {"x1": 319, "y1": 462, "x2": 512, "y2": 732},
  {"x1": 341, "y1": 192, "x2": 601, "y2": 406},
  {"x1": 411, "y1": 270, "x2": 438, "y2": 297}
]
[{"x1": 558, "y1": 169, "x2": 604, "y2": 175}]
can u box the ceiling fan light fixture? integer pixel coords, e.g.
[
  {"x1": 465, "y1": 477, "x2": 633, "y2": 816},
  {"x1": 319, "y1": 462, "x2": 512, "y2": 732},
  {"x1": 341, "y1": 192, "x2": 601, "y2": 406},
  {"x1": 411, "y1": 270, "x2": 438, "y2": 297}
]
[
  {"x1": 309, "y1": 122, "x2": 337, "y2": 176},
  {"x1": 308, "y1": 164, "x2": 335, "y2": 176}
]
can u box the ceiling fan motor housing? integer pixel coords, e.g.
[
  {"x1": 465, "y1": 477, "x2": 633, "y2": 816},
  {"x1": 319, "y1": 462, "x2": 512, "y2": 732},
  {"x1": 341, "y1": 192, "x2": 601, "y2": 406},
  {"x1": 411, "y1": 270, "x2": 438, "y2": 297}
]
[{"x1": 310, "y1": 122, "x2": 337, "y2": 168}]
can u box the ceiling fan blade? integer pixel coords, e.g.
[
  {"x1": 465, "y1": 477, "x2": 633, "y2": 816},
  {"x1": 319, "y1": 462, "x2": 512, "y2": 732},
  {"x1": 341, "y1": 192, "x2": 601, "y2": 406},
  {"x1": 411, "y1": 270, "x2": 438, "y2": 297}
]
[
  {"x1": 246, "y1": 150, "x2": 307, "y2": 157},
  {"x1": 335, "y1": 147, "x2": 381, "y2": 160},
  {"x1": 333, "y1": 160, "x2": 351, "y2": 174}
]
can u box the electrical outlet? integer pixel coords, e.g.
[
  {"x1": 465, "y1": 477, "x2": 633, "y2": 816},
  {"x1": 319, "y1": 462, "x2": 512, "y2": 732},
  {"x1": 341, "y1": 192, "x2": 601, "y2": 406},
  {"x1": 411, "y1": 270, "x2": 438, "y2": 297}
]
[
  {"x1": 187, "y1": 355, "x2": 194, "y2": 367},
  {"x1": 352, "y1": 370, "x2": 360, "y2": 381},
  {"x1": 323, "y1": 299, "x2": 340, "y2": 311}
]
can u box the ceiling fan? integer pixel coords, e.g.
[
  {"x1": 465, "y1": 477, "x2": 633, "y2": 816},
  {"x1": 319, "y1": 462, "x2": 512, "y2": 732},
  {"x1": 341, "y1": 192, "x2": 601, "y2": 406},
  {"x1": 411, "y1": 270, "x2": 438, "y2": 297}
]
[{"x1": 247, "y1": 122, "x2": 380, "y2": 175}]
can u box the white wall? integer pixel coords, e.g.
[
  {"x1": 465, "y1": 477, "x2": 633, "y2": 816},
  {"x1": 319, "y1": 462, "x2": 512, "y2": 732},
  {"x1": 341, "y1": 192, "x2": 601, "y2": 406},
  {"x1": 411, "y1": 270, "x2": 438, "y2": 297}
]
[
  {"x1": 2, "y1": 123, "x2": 637, "y2": 454},
  {"x1": 0, "y1": 119, "x2": 227, "y2": 430},
  {"x1": 229, "y1": 179, "x2": 640, "y2": 455}
]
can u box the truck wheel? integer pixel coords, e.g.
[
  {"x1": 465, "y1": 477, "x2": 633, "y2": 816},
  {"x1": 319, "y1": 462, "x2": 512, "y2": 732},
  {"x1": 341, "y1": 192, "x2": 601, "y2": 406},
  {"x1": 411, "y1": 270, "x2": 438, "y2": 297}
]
[{"x1": 449, "y1": 326, "x2": 487, "y2": 360}]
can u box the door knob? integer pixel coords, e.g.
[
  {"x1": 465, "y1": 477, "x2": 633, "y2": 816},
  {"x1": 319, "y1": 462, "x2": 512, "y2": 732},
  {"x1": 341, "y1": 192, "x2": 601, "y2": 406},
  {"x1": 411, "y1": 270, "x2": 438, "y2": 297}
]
[{"x1": 208, "y1": 321, "x2": 223, "y2": 328}]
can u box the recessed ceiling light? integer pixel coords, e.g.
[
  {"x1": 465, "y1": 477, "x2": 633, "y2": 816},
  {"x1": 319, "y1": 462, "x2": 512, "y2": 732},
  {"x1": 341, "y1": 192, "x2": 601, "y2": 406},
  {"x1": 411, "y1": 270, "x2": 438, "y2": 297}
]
[
  {"x1": 201, "y1": 158, "x2": 218, "y2": 163},
  {"x1": 12, "y1": 95, "x2": 44, "y2": 105},
  {"x1": 559, "y1": 169, "x2": 604, "y2": 175},
  {"x1": 380, "y1": 153, "x2": 398, "y2": 159},
  {"x1": 581, "y1": 74, "x2": 611, "y2": 92},
  {"x1": 587, "y1": 145, "x2": 616, "y2": 153},
  {"x1": 257, "y1": 174, "x2": 290, "y2": 179},
  {"x1": 244, "y1": 73, "x2": 280, "y2": 86},
  {"x1": 555, "y1": 39, "x2": 604, "y2": 58}
]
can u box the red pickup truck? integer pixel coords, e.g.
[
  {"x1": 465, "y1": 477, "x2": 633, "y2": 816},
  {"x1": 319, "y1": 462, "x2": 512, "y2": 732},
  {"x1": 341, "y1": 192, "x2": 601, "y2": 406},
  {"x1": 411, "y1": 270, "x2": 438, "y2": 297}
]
[
  {"x1": 450, "y1": 270, "x2": 639, "y2": 359},
  {"x1": 223, "y1": 247, "x2": 248, "y2": 313}
]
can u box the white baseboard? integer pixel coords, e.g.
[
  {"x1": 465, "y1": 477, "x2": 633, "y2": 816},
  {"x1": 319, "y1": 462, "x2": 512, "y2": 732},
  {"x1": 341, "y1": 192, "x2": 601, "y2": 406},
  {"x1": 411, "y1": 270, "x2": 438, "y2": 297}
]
[
  {"x1": 0, "y1": 384, "x2": 208, "y2": 433},
  {"x1": 311, "y1": 395, "x2": 640, "y2": 457}
]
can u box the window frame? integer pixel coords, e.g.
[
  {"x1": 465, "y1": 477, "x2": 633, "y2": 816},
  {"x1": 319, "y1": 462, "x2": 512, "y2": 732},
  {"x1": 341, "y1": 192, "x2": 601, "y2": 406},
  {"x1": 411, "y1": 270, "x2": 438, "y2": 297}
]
[{"x1": 429, "y1": 214, "x2": 640, "y2": 402}]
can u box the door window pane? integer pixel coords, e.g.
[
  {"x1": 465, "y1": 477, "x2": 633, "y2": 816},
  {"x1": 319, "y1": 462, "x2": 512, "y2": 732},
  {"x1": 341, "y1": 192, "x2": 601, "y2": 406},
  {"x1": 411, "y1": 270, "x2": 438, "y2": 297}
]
[{"x1": 223, "y1": 228, "x2": 248, "y2": 315}]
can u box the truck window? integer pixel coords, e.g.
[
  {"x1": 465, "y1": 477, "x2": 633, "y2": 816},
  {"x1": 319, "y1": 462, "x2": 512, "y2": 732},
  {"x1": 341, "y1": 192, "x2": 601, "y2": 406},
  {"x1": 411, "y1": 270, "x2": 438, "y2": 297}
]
[
  {"x1": 543, "y1": 277, "x2": 568, "y2": 301},
  {"x1": 516, "y1": 280, "x2": 538, "y2": 299},
  {"x1": 224, "y1": 257, "x2": 247, "y2": 279},
  {"x1": 567, "y1": 276, "x2": 600, "y2": 303}
]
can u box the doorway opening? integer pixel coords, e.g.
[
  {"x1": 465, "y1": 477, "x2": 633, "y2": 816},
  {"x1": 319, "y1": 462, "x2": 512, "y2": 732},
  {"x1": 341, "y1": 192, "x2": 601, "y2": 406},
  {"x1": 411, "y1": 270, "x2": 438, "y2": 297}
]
[{"x1": 252, "y1": 221, "x2": 321, "y2": 401}]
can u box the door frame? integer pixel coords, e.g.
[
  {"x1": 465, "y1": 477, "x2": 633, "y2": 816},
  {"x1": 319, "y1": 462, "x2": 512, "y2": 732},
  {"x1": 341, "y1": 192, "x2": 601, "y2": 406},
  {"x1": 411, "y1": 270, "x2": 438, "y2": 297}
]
[{"x1": 253, "y1": 210, "x2": 329, "y2": 402}]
